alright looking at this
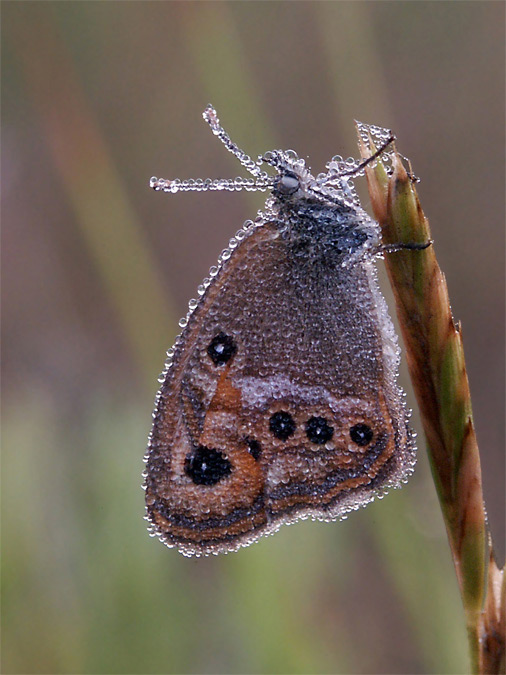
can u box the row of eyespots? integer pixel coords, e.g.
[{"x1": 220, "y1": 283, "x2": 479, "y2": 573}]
[
  {"x1": 185, "y1": 419, "x2": 374, "y2": 487},
  {"x1": 269, "y1": 411, "x2": 373, "y2": 447},
  {"x1": 195, "y1": 333, "x2": 374, "y2": 487},
  {"x1": 206, "y1": 334, "x2": 374, "y2": 444},
  {"x1": 207, "y1": 335, "x2": 373, "y2": 442}
]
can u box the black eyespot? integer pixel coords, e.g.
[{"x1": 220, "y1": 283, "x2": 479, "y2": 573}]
[
  {"x1": 306, "y1": 416, "x2": 334, "y2": 444},
  {"x1": 350, "y1": 424, "x2": 374, "y2": 447},
  {"x1": 269, "y1": 411, "x2": 296, "y2": 441},
  {"x1": 185, "y1": 446, "x2": 232, "y2": 485},
  {"x1": 207, "y1": 332, "x2": 237, "y2": 365},
  {"x1": 246, "y1": 438, "x2": 261, "y2": 460}
]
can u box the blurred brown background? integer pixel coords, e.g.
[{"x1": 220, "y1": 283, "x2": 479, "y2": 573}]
[{"x1": 2, "y1": 2, "x2": 504, "y2": 674}]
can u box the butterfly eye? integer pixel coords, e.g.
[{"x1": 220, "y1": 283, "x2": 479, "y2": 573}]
[
  {"x1": 350, "y1": 424, "x2": 374, "y2": 446},
  {"x1": 185, "y1": 446, "x2": 232, "y2": 485},
  {"x1": 269, "y1": 411, "x2": 296, "y2": 440},
  {"x1": 207, "y1": 332, "x2": 237, "y2": 365},
  {"x1": 275, "y1": 172, "x2": 300, "y2": 196},
  {"x1": 305, "y1": 416, "x2": 334, "y2": 444}
]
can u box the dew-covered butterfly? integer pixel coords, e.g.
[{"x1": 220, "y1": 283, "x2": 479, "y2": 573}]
[{"x1": 144, "y1": 106, "x2": 425, "y2": 557}]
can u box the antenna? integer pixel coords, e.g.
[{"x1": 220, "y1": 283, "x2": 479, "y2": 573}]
[{"x1": 150, "y1": 105, "x2": 273, "y2": 195}]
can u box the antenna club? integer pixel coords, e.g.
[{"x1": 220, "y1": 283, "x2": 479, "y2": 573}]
[{"x1": 203, "y1": 105, "x2": 219, "y2": 132}]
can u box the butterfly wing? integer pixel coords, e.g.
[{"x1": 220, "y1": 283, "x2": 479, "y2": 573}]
[{"x1": 145, "y1": 220, "x2": 414, "y2": 556}]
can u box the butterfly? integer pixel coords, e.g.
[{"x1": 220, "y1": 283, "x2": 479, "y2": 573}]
[{"x1": 144, "y1": 106, "x2": 421, "y2": 557}]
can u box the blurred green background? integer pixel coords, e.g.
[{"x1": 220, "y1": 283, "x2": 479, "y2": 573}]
[{"x1": 2, "y1": 2, "x2": 504, "y2": 674}]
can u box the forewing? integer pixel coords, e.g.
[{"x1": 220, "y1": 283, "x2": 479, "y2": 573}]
[{"x1": 145, "y1": 221, "x2": 414, "y2": 556}]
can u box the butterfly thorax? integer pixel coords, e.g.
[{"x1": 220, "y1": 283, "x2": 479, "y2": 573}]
[{"x1": 266, "y1": 183, "x2": 380, "y2": 265}]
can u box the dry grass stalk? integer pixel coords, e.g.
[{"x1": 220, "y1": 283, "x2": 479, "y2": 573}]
[{"x1": 357, "y1": 131, "x2": 505, "y2": 674}]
